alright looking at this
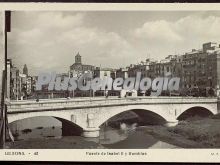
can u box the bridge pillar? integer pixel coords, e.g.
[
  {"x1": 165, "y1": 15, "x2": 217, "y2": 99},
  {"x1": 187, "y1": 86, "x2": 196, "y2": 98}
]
[
  {"x1": 82, "y1": 113, "x2": 100, "y2": 137},
  {"x1": 82, "y1": 128, "x2": 100, "y2": 138},
  {"x1": 165, "y1": 120, "x2": 178, "y2": 127}
]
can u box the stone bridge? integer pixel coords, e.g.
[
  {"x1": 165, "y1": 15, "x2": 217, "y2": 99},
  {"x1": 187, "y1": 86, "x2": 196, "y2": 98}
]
[{"x1": 7, "y1": 96, "x2": 219, "y2": 137}]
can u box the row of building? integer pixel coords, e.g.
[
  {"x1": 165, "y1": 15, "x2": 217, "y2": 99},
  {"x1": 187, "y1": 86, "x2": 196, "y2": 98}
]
[
  {"x1": 69, "y1": 42, "x2": 220, "y2": 96},
  {"x1": 8, "y1": 42, "x2": 220, "y2": 100},
  {"x1": 7, "y1": 60, "x2": 37, "y2": 100}
]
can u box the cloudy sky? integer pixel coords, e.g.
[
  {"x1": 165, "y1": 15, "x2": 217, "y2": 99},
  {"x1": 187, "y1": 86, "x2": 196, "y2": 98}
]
[{"x1": 8, "y1": 11, "x2": 220, "y2": 75}]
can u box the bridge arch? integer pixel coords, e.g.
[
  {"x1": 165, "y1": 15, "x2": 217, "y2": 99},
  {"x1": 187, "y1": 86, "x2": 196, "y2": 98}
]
[
  {"x1": 177, "y1": 106, "x2": 215, "y2": 120},
  {"x1": 8, "y1": 115, "x2": 83, "y2": 136},
  {"x1": 98, "y1": 108, "x2": 167, "y2": 128},
  {"x1": 8, "y1": 112, "x2": 83, "y2": 127},
  {"x1": 8, "y1": 113, "x2": 71, "y2": 124},
  {"x1": 54, "y1": 117, "x2": 83, "y2": 136},
  {"x1": 96, "y1": 105, "x2": 170, "y2": 128}
]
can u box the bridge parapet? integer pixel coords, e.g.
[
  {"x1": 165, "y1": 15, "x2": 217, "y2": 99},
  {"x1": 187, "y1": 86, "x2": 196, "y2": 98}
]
[{"x1": 7, "y1": 96, "x2": 218, "y2": 113}]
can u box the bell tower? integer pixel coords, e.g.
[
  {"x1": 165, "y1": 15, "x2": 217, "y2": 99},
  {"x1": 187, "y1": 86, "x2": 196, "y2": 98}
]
[
  {"x1": 75, "y1": 52, "x2": 82, "y2": 64},
  {"x1": 23, "y1": 64, "x2": 28, "y2": 76}
]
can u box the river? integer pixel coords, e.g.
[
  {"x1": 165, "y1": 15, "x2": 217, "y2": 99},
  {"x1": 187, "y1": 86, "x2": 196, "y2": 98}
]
[{"x1": 8, "y1": 122, "x2": 179, "y2": 149}]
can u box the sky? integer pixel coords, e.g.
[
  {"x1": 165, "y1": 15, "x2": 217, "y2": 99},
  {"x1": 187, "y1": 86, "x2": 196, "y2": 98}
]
[{"x1": 8, "y1": 11, "x2": 220, "y2": 76}]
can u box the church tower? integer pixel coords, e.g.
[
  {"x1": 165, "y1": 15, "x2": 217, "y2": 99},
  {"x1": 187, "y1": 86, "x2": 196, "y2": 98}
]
[
  {"x1": 75, "y1": 52, "x2": 82, "y2": 64},
  {"x1": 23, "y1": 64, "x2": 28, "y2": 76}
]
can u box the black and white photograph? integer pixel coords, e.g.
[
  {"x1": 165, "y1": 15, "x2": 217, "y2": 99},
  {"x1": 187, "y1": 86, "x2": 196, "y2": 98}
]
[{"x1": 1, "y1": 8, "x2": 220, "y2": 153}]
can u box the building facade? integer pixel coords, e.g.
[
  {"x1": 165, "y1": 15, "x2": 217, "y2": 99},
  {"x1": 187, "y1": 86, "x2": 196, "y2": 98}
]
[
  {"x1": 93, "y1": 67, "x2": 113, "y2": 79},
  {"x1": 8, "y1": 42, "x2": 220, "y2": 99},
  {"x1": 116, "y1": 68, "x2": 128, "y2": 79},
  {"x1": 181, "y1": 42, "x2": 220, "y2": 91},
  {"x1": 125, "y1": 42, "x2": 220, "y2": 96},
  {"x1": 69, "y1": 52, "x2": 95, "y2": 78}
]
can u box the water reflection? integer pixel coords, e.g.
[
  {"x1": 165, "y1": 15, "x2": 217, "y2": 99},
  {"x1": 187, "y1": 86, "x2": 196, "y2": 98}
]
[
  {"x1": 10, "y1": 122, "x2": 179, "y2": 149},
  {"x1": 101, "y1": 126, "x2": 178, "y2": 149},
  {"x1": 11, "y1": 126, "x2": 62, "y2": 141},
  {"x1": 100, "y1": 126, "x2": 129, "y2": 144}
]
